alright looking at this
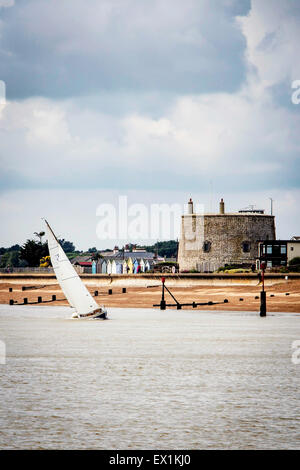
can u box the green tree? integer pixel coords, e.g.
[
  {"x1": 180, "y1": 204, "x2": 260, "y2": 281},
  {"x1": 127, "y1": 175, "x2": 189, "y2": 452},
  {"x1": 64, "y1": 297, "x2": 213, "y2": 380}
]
[
  {"x1": 19, "y1": 240, "x2": 48, "y2": 267},
  {"x1": 143, "y1": 240, "x2": 178, "y2": 258},
  {"x1": 0, "y1": 249, "x2": 21, "y2": 267},
  {"x1": 7, "y1": 244, "x2": 21, "y2": 252},
  {"x1": 59, "y1": 239, "x2": 75, "y2": 253},
  {"x1": 289, "y1": 257, "x2": 300, "y2": 272}
]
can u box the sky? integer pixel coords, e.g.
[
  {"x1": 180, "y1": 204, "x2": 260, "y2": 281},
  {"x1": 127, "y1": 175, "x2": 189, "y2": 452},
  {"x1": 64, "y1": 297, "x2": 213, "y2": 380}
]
[{"x1": 0, "y1": 0, "x2": 299, "y2": 250}]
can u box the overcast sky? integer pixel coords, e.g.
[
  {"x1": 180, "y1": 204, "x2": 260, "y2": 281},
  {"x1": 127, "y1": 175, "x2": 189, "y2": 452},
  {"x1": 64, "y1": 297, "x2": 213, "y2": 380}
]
[{"x1": 0, "y1": 0, "x2": 299, "y2": 250}]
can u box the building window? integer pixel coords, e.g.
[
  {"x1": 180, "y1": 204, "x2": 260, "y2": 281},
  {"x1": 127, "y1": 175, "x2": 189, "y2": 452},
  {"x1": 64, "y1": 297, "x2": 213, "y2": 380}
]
[
  {"x1": 242, "y1": 241, "x2": 251, "y2": 253},
  {"x1": 203, "y1": 241, "x2": 211, "y2": 253},
  {"x1": 267, "y1": 260, "x2": 272, "y2": 268},
  {"x1": 267, "y1": 245, "x2": 272, "y2": 254},
  {"x1": 280, "y1": 245, "x2": 287, "y2": 254},
  {"x1": 291, "y1": 247, "x2": 294, "y2": 251}
]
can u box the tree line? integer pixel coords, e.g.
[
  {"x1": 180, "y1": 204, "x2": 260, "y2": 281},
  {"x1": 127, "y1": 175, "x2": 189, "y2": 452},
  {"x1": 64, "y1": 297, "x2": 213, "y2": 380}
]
[
  {"x1": 0, "y1": 231, "x2": 76, "y2": 268},
  {"x1": 0, "y1": 232, "x2": 178, "y2": 268}
]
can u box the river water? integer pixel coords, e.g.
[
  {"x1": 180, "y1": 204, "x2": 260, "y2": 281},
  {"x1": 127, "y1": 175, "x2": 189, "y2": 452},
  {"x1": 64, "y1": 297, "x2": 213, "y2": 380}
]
[{"x1": 0, "y1": 305, "x2": 299, "y2": 449}]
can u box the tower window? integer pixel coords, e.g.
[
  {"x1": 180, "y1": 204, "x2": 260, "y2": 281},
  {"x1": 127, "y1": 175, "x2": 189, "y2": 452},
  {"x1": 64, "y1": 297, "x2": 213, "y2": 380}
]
[
  {"x1": 242, "y1": 241, "x2": 251, "y2": 253},
  {"x1": 203, "y1": 241, "x2": 211, "y2": 253}
]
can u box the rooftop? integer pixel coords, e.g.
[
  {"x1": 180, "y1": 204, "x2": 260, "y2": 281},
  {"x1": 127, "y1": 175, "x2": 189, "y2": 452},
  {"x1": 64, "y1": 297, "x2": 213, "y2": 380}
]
[{"x1": 182, "y1": 212, "x2": 274, "y2": 217}]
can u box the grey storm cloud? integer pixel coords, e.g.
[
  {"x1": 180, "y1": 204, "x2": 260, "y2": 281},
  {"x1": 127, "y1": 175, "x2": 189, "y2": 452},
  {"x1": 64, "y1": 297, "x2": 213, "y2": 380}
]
[{"x1": 0, "y1": 0, "x2": 250, "y2": 100}]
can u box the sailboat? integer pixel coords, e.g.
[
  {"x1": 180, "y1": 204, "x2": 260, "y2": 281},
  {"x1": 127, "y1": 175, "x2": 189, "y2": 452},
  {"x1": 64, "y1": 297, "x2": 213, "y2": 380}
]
[{"x1": 45, "y1": 220, "x2": 107, "y2": 319}]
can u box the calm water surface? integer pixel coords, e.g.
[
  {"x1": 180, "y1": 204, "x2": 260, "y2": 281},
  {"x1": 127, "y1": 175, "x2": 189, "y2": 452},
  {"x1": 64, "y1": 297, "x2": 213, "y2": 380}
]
[{"x1": 0, "y1": 305, "x2": 299, "y2": 449}]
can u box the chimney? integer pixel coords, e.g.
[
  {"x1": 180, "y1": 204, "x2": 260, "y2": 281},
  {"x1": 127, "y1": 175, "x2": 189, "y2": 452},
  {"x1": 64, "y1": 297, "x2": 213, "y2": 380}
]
[
  {"x1": 188, "y1": 197, "x2": 194, "y2": 214},
  {"x1": 219, "y1": 198, "x2": 225, "y2": 214}
]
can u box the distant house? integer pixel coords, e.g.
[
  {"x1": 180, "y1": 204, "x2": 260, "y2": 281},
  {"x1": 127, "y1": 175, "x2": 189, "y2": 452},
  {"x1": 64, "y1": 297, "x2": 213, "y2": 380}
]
[
  {"x1": 73, "y1": 258, "x2": 93, "y2": 273},
  {"x1": 258, "y1": 239, "x2": 300, "y2": 268},
  {"x1": 71, "y1": 255, "x2": 92, "y2": 265}
]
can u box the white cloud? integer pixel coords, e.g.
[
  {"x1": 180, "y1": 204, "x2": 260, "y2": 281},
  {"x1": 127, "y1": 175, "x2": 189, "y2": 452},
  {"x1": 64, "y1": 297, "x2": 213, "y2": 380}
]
[
  {"x1": 0, "y1": 0, "x2": 14, "y2": 8},
  {"x1": 238, "y1": 0, "x2": 300, "y2": 88},
  {"x1": 1, "y1": 78, "x2": 299, "y2": 188}
]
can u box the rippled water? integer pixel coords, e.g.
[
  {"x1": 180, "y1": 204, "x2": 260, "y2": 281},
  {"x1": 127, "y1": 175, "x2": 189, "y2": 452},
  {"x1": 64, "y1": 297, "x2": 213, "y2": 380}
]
[{"x1": 0, "y1": 305, "x2": 299, "y2": 449}]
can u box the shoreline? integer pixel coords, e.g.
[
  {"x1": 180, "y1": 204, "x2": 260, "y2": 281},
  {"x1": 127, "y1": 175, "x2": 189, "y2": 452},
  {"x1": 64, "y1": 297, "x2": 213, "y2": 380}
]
[{"x1": 2, "y1": 304, "x2": 299, "y2": 316}]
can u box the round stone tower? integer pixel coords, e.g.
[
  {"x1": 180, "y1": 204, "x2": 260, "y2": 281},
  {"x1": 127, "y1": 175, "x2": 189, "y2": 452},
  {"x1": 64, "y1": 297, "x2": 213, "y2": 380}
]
[{"x1": 178, "y1": 199, "x2": 276, "y2": 272}]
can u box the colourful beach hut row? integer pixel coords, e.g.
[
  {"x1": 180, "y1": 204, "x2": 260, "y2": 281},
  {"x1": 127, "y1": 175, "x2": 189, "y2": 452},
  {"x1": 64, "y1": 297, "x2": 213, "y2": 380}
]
[{"x1": 95, "y1": 257, "x2": 152, "y2": 274}]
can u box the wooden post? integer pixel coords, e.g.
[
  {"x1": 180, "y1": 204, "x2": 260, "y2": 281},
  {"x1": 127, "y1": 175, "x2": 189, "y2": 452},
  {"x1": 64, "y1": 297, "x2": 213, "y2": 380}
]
[
  {"x1": 160, "y1": 277, "x2": 166, "y2": 310},
  {"x1": 260, "y1": 262, "x2": 266, "y2": 317},
  {"x1": 260, "y1": 291, "x2": 266, "y2": 317}
]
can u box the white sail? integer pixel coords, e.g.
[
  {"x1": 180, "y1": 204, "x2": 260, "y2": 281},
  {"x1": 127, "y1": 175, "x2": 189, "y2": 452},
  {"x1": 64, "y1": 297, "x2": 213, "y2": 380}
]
[{"x1": 45, "y1": 220, "x2": 100, "y2": 317}]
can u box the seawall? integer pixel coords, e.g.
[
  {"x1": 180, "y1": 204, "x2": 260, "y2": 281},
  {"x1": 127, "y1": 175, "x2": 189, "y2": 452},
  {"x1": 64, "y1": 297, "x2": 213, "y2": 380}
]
[{"x1": 1, "y1": 272, "x2": 299, "y2": 287}]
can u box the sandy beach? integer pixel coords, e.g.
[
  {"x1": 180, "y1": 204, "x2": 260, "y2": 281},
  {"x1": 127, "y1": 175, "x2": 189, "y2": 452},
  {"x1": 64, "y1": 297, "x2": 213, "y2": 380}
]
[{"x1": 1, "y1": 278, "x2": 300, "y2": 313}]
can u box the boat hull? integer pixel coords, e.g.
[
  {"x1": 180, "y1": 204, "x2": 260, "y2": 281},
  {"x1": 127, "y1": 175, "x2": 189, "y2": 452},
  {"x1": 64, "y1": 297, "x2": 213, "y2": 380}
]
[{"x1": 72, "y1": 308, "x2": 108, "y2": 320}]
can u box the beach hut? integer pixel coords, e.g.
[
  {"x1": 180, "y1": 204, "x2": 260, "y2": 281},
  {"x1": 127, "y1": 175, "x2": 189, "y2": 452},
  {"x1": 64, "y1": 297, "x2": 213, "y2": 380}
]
[
  {"x1": 139, "y1": 258, "x2": 145, "y2": 272},
  {"x1": 127, "y1": 257, "x2": 134, "y2": 274},
  {"x1": 107, "y1": 260, "x2": 112, "y2": 274},
  {"x1": 144, "y1": 260, "x2": 150, "y2": 272},
  {"x1": 96, "y1": 258, "x2": 105, "y2": 273},
  {"x1": 122, "y1": 259, "x2": 128, "y2": 274},
  {"x1": 133, "y1": 259, "x2": 139, "y2": 274},
  {"x1": 101, "y1": 260, "x2": 107, "y2": 274},
  {"x1": 145, "y1": 260, "x2": 154, "y2": 272},
  {"x1": 116, "y1": 261, "x2": 123, "y2": 274},
  {"x1": 92, "y1": 261, "x2": 97, "y2": 274},
  {"x1": 111, "y1": 260, "x2": 117, "y2": 274}
]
